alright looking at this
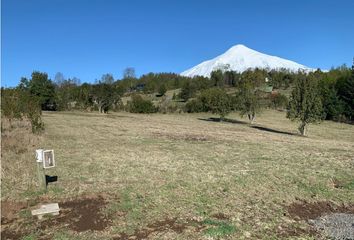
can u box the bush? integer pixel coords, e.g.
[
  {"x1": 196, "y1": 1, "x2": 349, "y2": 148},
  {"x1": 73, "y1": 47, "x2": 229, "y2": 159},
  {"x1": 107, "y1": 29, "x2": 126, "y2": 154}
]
[
  {"x1": 236, "y1": 83, "x2": 261, "y2": 123},
  {"x1": 158, "y1": 97, "x2": 179, "y2": 113},
  {"x1": 21, "y1": 92, "x2": 44, "y2": 134},
  {"x1": 185, "y1": 98, "x2": 205, "y2": 113},
  {"x1": 1, "y1": 88, "x2": 44, "y2": 133},
  {"x1": 28, "y1": 109, "x2": 44, "y2": 134},
  {"x1": 158, "y1": 84, "x2": 167, "y2": 96},
  {"x1": 179, "y1": 81, "x2": 197, "y2": 101},
  {"x1": 127, "y1": 95, "x2": 157, "y2": 113},
  {"x1": 201, "y1": 88, "x2": 232, "y2": 119},
  {"x1": 269, "y1": 92, "x2": 288, "y2": 110}
]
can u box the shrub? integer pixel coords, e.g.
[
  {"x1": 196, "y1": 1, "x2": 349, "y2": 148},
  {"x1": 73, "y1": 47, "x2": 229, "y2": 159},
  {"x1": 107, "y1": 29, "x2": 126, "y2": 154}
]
[
  {"x1": 158, "y1": 84, "x2": 167, "y2": 96},
  {"x1": 269, "y1": 92, "x2": 288, "y2": 110},
  {"x1": 1, "y1": 88, "x2": 44, "y2": 133},
  {"x1": 127, "y1": 95, "x2": 157, "y2": 113},
  {"x1": 1, "y1": 89, "x2": 22, "y2": 125},
  {"x1": 201, "y1": 88, "x2": 232, "y2": 120},
  {"x1": 185, "y1": 98, "x2": 205, "y2": 113},
  {"x1": 179, "y1": 81, "x2": 197, "y2": 101},
  {"x1": 158, "y1": 97, "x2": 179, "y2": 113},
  {"x1": 237, "y1": 84, "x2": 261, "y2": 124}
]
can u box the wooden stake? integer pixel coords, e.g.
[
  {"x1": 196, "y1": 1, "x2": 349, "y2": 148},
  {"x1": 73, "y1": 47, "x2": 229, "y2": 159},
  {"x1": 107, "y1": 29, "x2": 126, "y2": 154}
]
[{"x1": 37, "y1": 162, "x2": 46, "y2": 191}]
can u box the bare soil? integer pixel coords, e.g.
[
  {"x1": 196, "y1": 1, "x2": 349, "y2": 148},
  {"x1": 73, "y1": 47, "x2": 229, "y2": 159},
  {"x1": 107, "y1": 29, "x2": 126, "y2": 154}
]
[
  {"x1": 1, "y1": 200, "x2": 27, "y2": 224},
  {"x1": 40, "y1": 195, "x2": 111, "y2": 232},
  {"x1": 287, "y1": 200, "x2": 354, "y2": 220},
  {"x1": 273, "y1": 200, "x2": 354, "y2": 239},
  {"x1": 1, "y1": 195, "x2": 219, "y2": 240},
  {"x1": 1, "y1": 195, "x2": 112, "y2": 239}
]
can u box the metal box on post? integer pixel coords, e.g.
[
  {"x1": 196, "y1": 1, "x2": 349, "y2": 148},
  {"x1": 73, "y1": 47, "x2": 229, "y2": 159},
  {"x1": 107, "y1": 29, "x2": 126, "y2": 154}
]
[{"x1": 42, "y1": 150, "x2": 55, "y2": 169}]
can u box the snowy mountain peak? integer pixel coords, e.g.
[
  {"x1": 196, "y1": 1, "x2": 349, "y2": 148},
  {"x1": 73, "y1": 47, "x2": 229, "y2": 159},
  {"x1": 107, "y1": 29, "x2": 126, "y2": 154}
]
[
  {"x1": 227, "y1": 44, "x2": 252, "y2": 52},
  {"x1": 181, "y1": 44, "x2": 314, "y2": 77}
]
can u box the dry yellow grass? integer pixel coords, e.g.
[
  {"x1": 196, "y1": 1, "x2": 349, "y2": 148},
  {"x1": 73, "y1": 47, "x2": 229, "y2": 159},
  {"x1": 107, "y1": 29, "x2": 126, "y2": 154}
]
[{"x1": 1, "y1": 110, "x2": 354, "y2": 239}]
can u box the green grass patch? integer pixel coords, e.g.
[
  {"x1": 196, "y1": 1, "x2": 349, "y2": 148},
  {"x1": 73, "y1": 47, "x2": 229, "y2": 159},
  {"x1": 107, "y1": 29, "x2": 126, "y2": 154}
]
[
  {"x1": 202, "y1": 219, "x2": 236, "y2": 237},
  {"x1": 342, "y1": 179, "x2": 354, "y2": 190},
  {"x1": 21, "y1": 234, "x2": 38, "y2": 240}
]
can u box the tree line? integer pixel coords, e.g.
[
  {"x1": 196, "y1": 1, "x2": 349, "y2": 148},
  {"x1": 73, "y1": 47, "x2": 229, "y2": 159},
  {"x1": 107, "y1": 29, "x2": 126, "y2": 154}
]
[{"x1": 1, "y1": 63, "x2": 353, "y2": 135}]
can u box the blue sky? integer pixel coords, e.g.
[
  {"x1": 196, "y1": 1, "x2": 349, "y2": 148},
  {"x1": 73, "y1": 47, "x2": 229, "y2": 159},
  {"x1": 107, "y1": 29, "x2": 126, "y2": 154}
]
[{"x1": 2, "y1": 0, "x2": 354, "y2": 87}]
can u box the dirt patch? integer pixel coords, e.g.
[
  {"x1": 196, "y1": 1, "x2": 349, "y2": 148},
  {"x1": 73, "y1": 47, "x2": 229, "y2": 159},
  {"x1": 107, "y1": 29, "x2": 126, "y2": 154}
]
[
  {"x1": 1, "y1": 229, "x2": 24, "y2": 240},
  {"x1": 278, "y1": 200, "x2": 354, "y2": 239},
  {"x1": 274, "y1": 224, "x2": 319, "y2": 238},
  {"x1": 211, "y1": 213, "x2": 229, "y2": 220},
  {"x1": 1, "y1": 195, "x2": 112, "y2": 239},
  {"x1": 1, "y1": 200, "x2": 28, "y2": 240},
  {"x1": 114, "y1": 218, "x2": 203, "y2": 240},
  {"x1": 40, "y1": 195, "x2": 111, "y2": 232},
  {"x1": 1, "y1": 200, "x2": 27, "y2": 224},
  {"x1": 287, "y1": 200, "x2": 354, "y2": 220},
  {"x1": 152, "y1": 132, "x2": 211, "y2": 142}
]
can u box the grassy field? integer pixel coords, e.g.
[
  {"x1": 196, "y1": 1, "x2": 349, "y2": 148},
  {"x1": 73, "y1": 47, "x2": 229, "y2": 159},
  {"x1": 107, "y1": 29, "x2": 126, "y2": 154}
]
[{"x1": 1, "y1": 110, "x2": 354, "y2": 239}]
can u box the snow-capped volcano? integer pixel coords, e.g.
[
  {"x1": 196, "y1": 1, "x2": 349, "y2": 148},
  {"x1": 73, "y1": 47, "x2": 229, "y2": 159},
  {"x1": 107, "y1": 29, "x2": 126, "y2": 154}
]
[{"x1": 181, "y1": 44, "x2": 314, "y2": 77}]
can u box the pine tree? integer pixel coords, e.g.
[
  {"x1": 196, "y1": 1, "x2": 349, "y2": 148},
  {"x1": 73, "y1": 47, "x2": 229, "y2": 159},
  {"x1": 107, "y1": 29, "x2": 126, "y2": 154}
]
[
  {"x1": 336, "y1": 59, "x2": 354, "y2": 120},
  {"x1": 287, "y1": 74, "x2": 323, "y2": 136}
]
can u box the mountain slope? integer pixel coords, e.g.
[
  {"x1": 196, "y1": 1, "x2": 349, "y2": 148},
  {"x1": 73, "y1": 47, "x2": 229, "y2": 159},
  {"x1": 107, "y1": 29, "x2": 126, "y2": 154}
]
[{"x1": 181, "y1": 44, "x2": 314, "y2": 77}]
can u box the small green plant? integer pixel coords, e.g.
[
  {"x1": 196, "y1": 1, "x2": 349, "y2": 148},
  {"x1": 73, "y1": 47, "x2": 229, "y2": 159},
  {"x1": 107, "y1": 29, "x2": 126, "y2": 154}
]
[
  {"x1": 52, "y1": 230, "x2": 74, "y2": 240},
  {"x1": 202, "y1": 219, "x2": 236, "y2": 237},
  {"x1": 343, "y1": 179, "x2": 354, "y2": 190},
  {"x1": 19, "y1": 209, "x2": 32, "y2": 219},
  {"x1": 21, "y1": 234, "x2": 38, "y2": 240}
]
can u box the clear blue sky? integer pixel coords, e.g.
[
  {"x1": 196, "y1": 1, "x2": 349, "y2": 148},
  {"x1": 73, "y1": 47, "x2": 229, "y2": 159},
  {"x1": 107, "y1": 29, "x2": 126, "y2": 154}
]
[{"x1": 2, "y1": 0, "x2": 354, "y2": 87}]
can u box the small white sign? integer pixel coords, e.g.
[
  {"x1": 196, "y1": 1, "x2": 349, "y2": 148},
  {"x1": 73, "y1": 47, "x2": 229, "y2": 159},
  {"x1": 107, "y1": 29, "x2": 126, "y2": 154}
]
[
  {"x1": 43, "y1": 150, "x2": 55, "y2": 169},
  {"x1": 36, "y1": 149, "x2": 44, "y2": 162}
]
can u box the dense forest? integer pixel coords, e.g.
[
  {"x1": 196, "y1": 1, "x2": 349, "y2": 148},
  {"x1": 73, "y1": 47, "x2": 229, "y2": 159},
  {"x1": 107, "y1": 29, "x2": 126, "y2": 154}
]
[{"x1": 1, "y1": 63, "x2": 354, "y2": 134}]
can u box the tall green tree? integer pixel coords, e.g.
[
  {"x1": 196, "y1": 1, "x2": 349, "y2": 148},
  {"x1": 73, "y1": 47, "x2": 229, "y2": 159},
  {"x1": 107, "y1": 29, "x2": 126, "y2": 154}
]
[
  {"x1": 28, "y1": 71, "x2": 57, "y2": 110},
  {"x1": 320, "y1": 79, "x2": 344, "y2": 120},
  {"x1": 123, "y1": 67, "x2": 136, "y2": 90},
  {"x1": 92, "y1": 83, "x2": 120, "y2": 113},
  {"x1": 179, "y1": 81, "x2": 196, "y2": 101},
  {"x1": 210, "y1": 70, "x2": 224, "y2": 87},
  {"x1": 336, "y1": 62, "x2": 354, "y2": 120},
  {"x1": 55, "y1": 77, "x2": 79, "y2": 110},
  {"x1": 287, "y1": 74, "x2": 324, "y2": 136}
]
